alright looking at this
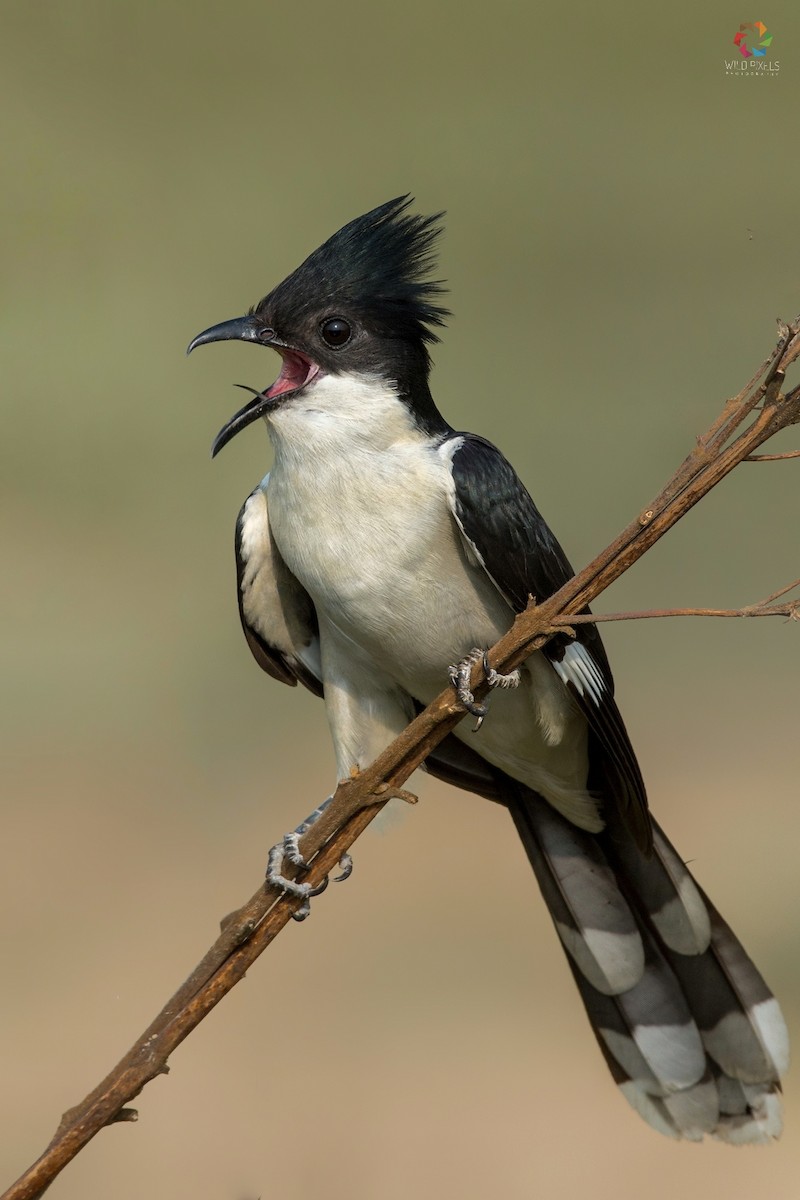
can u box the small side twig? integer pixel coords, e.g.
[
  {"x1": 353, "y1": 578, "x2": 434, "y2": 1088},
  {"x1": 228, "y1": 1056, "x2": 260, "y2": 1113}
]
[
  {"x1": 745, "y1": 449, "x2": 800, "y2": 461},
  {"x1": 552, "y1": 578, "x2": 800, "y2": 626}
]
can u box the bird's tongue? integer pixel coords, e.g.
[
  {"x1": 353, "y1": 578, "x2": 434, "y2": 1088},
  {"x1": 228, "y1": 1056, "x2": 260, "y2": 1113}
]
[{"x1": 266, "y1": 350, "x2": 316, "y2": 398}]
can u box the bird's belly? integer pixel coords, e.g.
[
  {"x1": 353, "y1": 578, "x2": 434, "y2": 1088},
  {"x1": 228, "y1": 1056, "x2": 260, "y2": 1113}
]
[
  {"x1": 290, "y1": 515, "x2": 506, "y2": 679},
  {"x1": 267, "y1": 447, "x2": 508, "y2": 677}
]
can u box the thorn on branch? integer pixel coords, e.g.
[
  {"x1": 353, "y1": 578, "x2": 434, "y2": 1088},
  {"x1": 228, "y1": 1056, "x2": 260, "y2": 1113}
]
[
  {"x1": 219, "y1": 912, "x2": 259, "y2": 944},
  {"x1": 372, "y1": 783, "x2": 419, "y2": 805},
  {"x1": 106, "y1": 1108, "x2": 138, "y2": 1125}
]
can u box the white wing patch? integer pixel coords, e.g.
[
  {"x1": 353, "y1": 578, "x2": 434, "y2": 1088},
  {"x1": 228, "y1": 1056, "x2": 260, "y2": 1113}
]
[{"x1": 552, "y1": 641, "x2": 607, "y2": 706}]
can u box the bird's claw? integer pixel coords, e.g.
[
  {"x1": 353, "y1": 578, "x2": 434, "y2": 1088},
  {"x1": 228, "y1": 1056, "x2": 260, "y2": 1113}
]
[
  {"x1": 266, "y1": 829, "x2": 354, "y2": 922},
  {"x1": 265, "y1": 841, "x2": 317, "y2": 921},
  {"x1": 449, "y1": 649, "x2": 489, "y2": 729},
  {"x1": 280, "y1": 829, "x2": 353, "y2": 886},
  {"x1": 449, "y1": 648, "x2": 521, "y2": 732},
  {"x1": 334, "y1": 852, "x2": 354, "y2": 882},
  {"x1": 481, "y1": 650, "x2": 520, "y2": 691}
]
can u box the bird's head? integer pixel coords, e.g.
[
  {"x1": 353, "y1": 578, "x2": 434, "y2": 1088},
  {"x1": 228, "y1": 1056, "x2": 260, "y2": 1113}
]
[{"x1": 187, "y1": 196, "x2": 450, "y2": 455}]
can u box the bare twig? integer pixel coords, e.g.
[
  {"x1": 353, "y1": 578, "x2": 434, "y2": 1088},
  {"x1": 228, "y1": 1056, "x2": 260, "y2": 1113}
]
[
  {"x1": 552, "y1": 578, "x2": 800, "y2": 625},
  {"x1": 556, "y1": 604, "x2": 799, "y2": 624},
  {"x1": 745, "y1": 450, "x2": 800, "y2": 461},
  {"x1": 4, "y1": 318, "x2": 800, "y2": 1200},
  {"x1": 756, "y1": 577, "x2": 800, "y2": 605}
]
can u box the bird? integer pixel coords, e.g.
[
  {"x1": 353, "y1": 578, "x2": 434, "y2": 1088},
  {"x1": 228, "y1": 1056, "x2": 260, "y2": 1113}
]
[{"x1": 187, "y1": 196, "x2": 788, "y2": 1142}]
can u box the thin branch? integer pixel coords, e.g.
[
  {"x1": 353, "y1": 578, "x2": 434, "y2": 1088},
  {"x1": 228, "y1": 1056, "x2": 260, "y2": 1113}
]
[
  {"x1": 555, "y1": 603, "x2": 799, "y2": 624},
  {"x1": 756, "y1": 576, "x2": 800, "y2": 605},
  {"x1": 745, "y1": 449, "x2": 800, "y2": 461},
  {"x1": 552, "y1": 578, "x2": 800, "y2": 625},
  {"x1": 4, "y1": 317, "x2": 800, "y2": 1200}
]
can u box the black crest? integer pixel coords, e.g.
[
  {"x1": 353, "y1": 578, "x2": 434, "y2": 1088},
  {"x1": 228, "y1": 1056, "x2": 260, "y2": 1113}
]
[{"x1": 252, "y1": 196, "x2": 450, "y2": 345}]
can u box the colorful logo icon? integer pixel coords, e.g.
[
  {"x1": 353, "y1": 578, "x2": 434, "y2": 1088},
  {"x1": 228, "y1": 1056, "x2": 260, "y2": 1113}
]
[{"x1": 734, "y1": 22, "x2": 773, "y2": 58}]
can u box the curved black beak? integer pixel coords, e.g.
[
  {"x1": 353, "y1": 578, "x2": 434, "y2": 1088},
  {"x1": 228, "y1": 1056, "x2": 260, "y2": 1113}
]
[
  {"x1": 186, "y1": 315, "x2": 267, "y2": 355},
  {"x1": 211, "y1": 386, "x2": 276, "y2": 458},
  {"x1": 187, "y1": 313, "x2": 284, "y2": 457}
]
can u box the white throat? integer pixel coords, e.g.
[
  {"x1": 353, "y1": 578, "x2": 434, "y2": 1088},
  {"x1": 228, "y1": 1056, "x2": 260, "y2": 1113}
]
[{"x1": 265, "y1": 372, "x2": 425, "y2": 462}]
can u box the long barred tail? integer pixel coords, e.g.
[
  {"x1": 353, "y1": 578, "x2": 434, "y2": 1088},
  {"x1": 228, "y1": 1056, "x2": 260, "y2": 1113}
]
[{"x1": 508, "y1": 789, "x2": 789, "y2": 1142}]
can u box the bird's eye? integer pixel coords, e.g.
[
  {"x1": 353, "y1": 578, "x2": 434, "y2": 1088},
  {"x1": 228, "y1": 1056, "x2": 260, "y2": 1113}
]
[
  {"x1": 257, "y1": 326, "x2": 276, "y2": 343},
  {"x1": 320, "y1": 317, "x2": 351, "y2": 348}
]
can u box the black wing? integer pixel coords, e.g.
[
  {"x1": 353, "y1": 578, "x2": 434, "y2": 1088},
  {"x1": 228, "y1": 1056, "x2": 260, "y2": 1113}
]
[{"x1": 446, "y1": 433, "x2": 651, "y2": 852}]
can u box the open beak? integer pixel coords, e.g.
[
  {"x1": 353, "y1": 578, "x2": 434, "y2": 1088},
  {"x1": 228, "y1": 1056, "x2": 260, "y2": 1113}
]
[{"x1": 187, "y1": 315, "x2": 320, "y2": 456}]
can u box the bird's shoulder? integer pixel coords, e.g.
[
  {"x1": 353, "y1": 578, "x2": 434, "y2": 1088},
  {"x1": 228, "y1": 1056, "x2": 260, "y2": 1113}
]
[{"x1": 436, "y1": 431, "x2": 576, "y2": 613}]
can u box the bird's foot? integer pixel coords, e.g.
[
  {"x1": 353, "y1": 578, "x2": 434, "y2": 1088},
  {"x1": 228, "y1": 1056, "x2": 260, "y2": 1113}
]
[
  {"x1": 265, "y1": 797, "x2": 354, "y2": 922},
  {"x1": 448, "y1": 648, "x2": 520, "y2": 732},
  {"x1": 265, "y1": 841, "x2": 329, "y2": 921},
  {"x1": 481, "y1": 650, "x2": 521, "y2": 691},
  {"x1": 449, "y1": 649, "x2": 488, "y2": 728}
]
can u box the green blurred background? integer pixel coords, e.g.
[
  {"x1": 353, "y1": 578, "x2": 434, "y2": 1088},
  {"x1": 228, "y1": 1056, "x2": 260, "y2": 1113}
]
[{"x1": 2, "y1": 2, "x2": 799, "y2": 1196}]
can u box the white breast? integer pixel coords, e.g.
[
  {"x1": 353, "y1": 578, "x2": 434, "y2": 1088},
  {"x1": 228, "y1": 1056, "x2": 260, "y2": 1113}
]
[{"x1": 265, "y1": 374, "x2": 509, "y2": 684}]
